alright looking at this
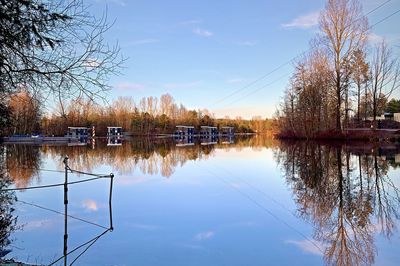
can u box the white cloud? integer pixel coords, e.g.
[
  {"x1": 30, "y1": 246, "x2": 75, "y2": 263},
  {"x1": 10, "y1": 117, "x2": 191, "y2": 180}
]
[
  {"x1": 82, "y1": 199, "x2": 99, "y2": 211},
  {"x1": 193, "y1": 28, "x2": 213, "y2": 37},
  {"x1": 286, "y1": 239, "x2": 324, "y2": 256},
  {"x1": 195, "y1": 231, "x2": 215, "y2": 240},
  {"x1": 368, "y1": 33, "x2": 385, "y2": 44},
  {"x1": 282, "y1": 11, "x2": 320, "y2": 29},
  {"x1": 114, "y1": 82, "x2": 145, "y2": 90}
]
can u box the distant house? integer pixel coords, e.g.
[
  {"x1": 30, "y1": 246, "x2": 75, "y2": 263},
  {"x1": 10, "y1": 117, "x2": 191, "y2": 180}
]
[
  {"x1": 370, "y1": 113, "x2": 400, "y2": 122},
  {"x1": 220, "y1": 126, "x2": 234, "y2": 135},
  {"x1": 175, "y1": 126, "x2": 195, "y2": 136},
  {"x1": 383, "y1": 113, "x2": 400, "y2": 122},
  {"x1": 107, "y1": 137, "x2": 122, "y2": 146},
  {"x1": 200, "y1": 126, "x2": 217, "y2": 136},
  {"x1": 107, "y1": 126, "x2": 123, "y2": 137},
  {"x1": 67, "y1": 127, "x2": 89, "y2": 139}
]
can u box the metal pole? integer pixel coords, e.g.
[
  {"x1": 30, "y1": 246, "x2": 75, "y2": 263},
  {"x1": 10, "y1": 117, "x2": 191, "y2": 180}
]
[
  {"x1": 63, "y1": 156, "x2": 69, "y2": 266},
  {"x1": 108, "y1": 173, "x2": 114, "y2": 231}
]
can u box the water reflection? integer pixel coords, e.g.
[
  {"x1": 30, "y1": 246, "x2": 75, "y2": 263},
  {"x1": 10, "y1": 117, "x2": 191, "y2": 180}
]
[
  {"x1": 1, "y1": 137, "x2": 400, "y2": 265},
  {"x1": 6, "y1": 136, "x2": 267, "y2": 179},
  {"x1": 0, "y1": 152, "x2": 114, "y2": 265},
  {"x1": 275, "y1": 141, "x2": 400, "y2": 266},
  {"x1": 5, "y1": 144, "x2": 41, "y2": 188},
  {"x1": 0, "y1": 146, "x2": 18, "y2": 260},
  {"x1": 48, "y1": 158, "x2": 114, "y2": 266}
]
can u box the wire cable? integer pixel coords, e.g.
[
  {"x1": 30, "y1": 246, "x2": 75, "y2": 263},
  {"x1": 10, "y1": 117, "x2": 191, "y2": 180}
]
[
  {"x1": 17, "y1": 199, "x2": 109, "y2": 230},
  {"x1": 1, "y1": 176, "x2": 106, "y2": 192},
  {"x1": 197, "y1": 163, "x2": 324, "y2": 254},
  {"x1": 210, "y1": 0, "x2": 394, "y2": 108},
  {"x1": 67, "y1": 166, "x2": 113, "y2": 178}
]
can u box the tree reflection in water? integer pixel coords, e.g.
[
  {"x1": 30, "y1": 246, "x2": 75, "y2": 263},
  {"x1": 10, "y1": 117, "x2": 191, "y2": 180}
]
[
  {"x1": 0, "y1": 146, "x2": 18, "y2": 260},
  {"x1": 2, "y1": 136, "x2": 400, "y2": 265},
  {"x1": 275, "y1": 141, "x2": 400, "y2": 266},
  {"x1": 30, "y1": 136, "x2": 267, "y2": 178},
  {"x1": 5, "y1": 144, "x2": 41, "y2": 188}
]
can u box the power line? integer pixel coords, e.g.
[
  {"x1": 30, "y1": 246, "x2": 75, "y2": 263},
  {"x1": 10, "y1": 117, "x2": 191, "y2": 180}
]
[
  {"x1": 222, "y1": 71, "x2": 291, "y2": 109},
  {"x1": 197, "y1": 164, "x2": 324, "y2": 254},
  {"x1": 210, "y1": 57, "x2": 302, "y2": 108},
  {"x1": 49, "y1": 228, "x2": 112, "y2": 266},
  {"x1": 18, "y1": 167, "x2": 65, "y2": 173},
  {"x1": 1, "y1": 175, "x2": 110, "y2": 192},
  {"x1": 370, "y1": 8, "x2": 400, "y2": 28},
  {"x1": 17, "y1": 199, "x2": 109, "y2": 230},
  {"x1": 217, "y1": 5, "x2": 400, "y2": 108},
  {"x1": 209, "y1": 0, "x2": 393, "y2": 108},
  {"x1": 208, "y1": 163, "x2": 296, "y2": 217}
]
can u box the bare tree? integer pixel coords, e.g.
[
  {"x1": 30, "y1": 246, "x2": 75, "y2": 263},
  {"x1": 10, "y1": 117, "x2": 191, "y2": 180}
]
[
  {"x1": 369, "y1": 41, "x2": 400, "y2": 125},
  {"x1": 0, "y1": 0, "x2": 123, "y2": 104},
  {"x1": 319, "y1": 0, "x2": 368, "y2": 130},
  {"x1": 351, "y1": 49, "x2": 369, "y2": 121}
]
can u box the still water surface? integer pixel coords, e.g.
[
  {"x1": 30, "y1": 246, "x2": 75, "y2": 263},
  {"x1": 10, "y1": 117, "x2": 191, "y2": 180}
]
[{"x1": 1, "y1": 136, "x2": 400, "y2": 265}]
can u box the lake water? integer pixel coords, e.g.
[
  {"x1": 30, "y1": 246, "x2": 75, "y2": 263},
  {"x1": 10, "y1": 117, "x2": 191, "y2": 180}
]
[{"x1": 1, "y1": 136, "x2": 400, "y2": 266}]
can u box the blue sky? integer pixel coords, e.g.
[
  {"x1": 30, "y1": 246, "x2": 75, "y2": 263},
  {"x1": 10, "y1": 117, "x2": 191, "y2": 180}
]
[{"x1": 89, "y1": 0, "x2": 400, "y2": 119}]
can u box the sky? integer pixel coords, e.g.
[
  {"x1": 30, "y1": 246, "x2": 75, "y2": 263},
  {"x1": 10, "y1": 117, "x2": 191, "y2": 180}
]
[{"x1": 88, "y1": 0, "x2": 400, "y2": 119}]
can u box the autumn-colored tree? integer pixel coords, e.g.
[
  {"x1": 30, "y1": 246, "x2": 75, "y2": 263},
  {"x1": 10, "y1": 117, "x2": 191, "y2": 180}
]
[{"x1": 8, "y1": 90, "x2": 41, "y2": 135}]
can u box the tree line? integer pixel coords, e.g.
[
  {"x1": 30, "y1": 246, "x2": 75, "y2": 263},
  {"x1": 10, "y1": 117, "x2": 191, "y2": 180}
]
[
  {"x1": 277, "y1": 0, "x2": 400, "y2": 139},
  {"x1": 36, "y1": 93, "x2": 275, "y2": 136}
]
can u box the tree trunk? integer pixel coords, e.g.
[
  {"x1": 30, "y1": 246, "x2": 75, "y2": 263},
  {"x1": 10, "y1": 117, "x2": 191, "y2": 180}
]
[{"x1": 336, "y1": 77, "x2": 342, "y2": 130}]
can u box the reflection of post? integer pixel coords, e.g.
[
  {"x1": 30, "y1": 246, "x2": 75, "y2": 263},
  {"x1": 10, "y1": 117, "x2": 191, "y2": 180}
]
[
  {"x1": 63, "y1": 156, "x2": 69, "y2": 266},
  {"x1": 109, "y1": 173, "x2": 114, "y2": 231}
]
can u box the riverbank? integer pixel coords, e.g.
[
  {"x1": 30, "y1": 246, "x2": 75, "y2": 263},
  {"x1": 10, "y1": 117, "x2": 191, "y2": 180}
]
[{"x1": 276, "y1": 128, "x2": 400, "y2": 142}]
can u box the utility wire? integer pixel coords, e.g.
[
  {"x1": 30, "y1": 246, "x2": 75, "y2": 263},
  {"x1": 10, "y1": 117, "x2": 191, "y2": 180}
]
[
  {"x1": 0, "y1": 176, "x2": 108, "y2": 192},
  {"x1": 222, "y1": 71, "x2": 292, "y2": 109},
  {"x1": 67, "y1": 167, "x2": 113, "y2": 178},
  {"x1": 17, "y1": 199, "x2": 109, "y2": 230},
  {"x1": 18, "y1": 167, "x2": 65, "y2": 173},
  {"x1": 49, "y1": 228, "x2": 111, "y2": 266},
  {"x1": 209, "y1": 0, "x2": 393, "y2": 108},
  {"x1": 210, "y1": 58, "x2": 301, "y2": 108},
  {"x1": 197, "y1": 164, "x2": 324, "y2": 254},
  {"x1": 221, "y1": 5, "x2": 400, "y2": 107},
  {"x1": 208, "y1": 163, "x2": 296, "y2": 217},
  {"x1": 370, "y1": 8, "x2": 400, "y2": 28},
  {"x1": 15, "y1": 166, "x2": 112, "y2": 178}
]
